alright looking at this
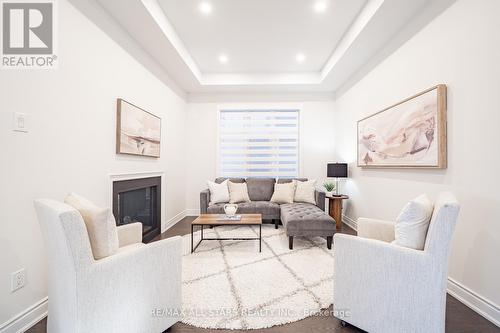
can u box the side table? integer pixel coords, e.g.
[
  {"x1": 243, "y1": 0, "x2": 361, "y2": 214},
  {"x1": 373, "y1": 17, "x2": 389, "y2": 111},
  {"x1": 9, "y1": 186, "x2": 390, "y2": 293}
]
[{"x1": 326, "y1": 195, "x2": 349, "y2": 230}]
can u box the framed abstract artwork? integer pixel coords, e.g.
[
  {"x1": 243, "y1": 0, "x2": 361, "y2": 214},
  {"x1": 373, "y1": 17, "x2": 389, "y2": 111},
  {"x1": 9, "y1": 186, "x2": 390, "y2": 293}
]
[
  {"x1": 357, "y1": 85, "x2": 447, "y2": 168},
  {"x1": 116, "y1": 99, "x2": 161, "y2": 158}
]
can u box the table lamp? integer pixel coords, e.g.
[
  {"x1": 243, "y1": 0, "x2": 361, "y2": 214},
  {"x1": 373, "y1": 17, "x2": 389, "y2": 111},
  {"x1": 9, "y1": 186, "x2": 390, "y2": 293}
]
[{"x1": 327, "y1": 163, "x2": 348, "y2": 196}]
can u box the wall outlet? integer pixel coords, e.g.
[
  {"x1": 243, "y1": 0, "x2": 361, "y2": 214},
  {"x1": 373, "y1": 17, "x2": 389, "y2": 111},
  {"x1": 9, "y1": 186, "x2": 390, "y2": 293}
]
[{"x1": 11, "y1": 268, "x2": 26, "y2": 292}]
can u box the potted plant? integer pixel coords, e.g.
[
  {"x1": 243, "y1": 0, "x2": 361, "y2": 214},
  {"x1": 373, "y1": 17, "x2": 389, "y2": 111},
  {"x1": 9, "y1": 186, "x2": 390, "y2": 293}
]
[{"x1": 323, "y1": 182, "x2": 336, "y2": 197}]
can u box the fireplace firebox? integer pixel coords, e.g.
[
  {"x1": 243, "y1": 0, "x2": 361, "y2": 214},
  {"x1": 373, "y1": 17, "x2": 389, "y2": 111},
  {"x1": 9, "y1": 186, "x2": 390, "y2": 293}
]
[{"x1": 112, "y1": 176, "x2": 161, "y2": 243}]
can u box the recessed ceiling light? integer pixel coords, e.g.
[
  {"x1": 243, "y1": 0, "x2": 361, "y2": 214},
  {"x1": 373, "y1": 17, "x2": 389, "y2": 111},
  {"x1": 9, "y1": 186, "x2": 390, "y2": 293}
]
[
  {"x1": 314, "y1": 1, "x2": 327, "y2": 13},
  {"x1": 219, "y1": 54, "x2": 228, "y2": 63},
  {"x1": 296, "y1": 53, "x2": 306, "y2": 63},
  {"x1": 199, "y1": 2, "x2": 212, "y2": 15}
]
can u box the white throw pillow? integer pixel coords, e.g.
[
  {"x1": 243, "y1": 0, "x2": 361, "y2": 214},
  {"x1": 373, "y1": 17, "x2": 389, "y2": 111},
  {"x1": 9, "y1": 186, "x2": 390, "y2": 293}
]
[
  {"x1": 65, "y1": 193, "x2": 119, "y2": 259},
  {"x1": 293, "y1": 179, "x2": 317, "y2": 204},
  {"x1": 270, "y1": 182, "x2": 296, "y2": 204},
  {"x1": 392, "y1": 194, "x2": 433, "y2": 250},
  {"x1": 227, "y1": 181, "x2": 251, "y2": 203},
  {"x1": 207, "y1": 179, "x2": 230, "y2": 205}
]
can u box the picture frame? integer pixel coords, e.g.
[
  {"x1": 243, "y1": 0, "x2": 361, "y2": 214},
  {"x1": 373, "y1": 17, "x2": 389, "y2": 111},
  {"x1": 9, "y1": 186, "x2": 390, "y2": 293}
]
[
  {"x1": 357, "y1": 84, "x2": 447, "y2": 168},
  {"x1": 116, "y1": 98, "x2": 161, "y2": 158}
]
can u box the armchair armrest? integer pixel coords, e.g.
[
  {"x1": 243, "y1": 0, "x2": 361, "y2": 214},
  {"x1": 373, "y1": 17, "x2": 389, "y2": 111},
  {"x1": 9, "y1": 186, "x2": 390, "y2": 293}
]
[
  {"x1": 315, "y1": 190, "x2": 326, "y2": 211},
  {"x1": 117, "y1": 222, "x2": 143, "y2": 247},
  {"x1": 200, "y1": 189, "x2": 210, "y2": 214},
  {"x1": 91, "y1": 236, "x2": 182, "y2": 278},
  {"x1": 357, "y1": 217, "x2": 395, "y2": 242}
]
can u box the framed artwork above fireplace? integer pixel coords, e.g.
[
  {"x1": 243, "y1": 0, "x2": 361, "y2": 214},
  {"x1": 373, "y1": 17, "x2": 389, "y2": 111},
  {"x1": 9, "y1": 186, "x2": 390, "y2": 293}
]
[{"x1": 116, "y1": 98, "x2": 161, "y2": 158}]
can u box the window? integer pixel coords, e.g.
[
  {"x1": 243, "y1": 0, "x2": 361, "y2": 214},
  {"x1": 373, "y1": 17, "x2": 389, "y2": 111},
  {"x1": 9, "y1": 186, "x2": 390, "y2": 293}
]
[{"x1": 218, "y1": 109, "x2": 299, "y2": 178}]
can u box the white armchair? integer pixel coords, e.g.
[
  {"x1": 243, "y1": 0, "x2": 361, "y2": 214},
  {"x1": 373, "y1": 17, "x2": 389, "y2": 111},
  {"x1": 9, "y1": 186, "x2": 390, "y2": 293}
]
[
  {"x1": 34, "y1": 199, "x2": 182, "y2": 333},
  {"x1": 333, "y1": 192, "x2": 460, "y2": 333}
]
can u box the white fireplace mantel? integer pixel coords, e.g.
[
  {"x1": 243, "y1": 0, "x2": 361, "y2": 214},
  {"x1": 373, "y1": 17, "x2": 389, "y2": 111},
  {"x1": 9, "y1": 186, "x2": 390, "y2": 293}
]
[{"x1": 108, "y1": 170, "x2": 164, "y2": 182}]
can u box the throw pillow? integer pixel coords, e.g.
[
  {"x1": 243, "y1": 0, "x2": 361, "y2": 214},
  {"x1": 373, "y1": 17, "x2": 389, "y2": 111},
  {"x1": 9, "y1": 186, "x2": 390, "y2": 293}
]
[
  {"x1": 207, "y1": 179, "x2": 230, "y2": 205},
  {"x1": 293, "y1": 179, "x2": 317, "y2": 204},
  {"x1": 64, "y1": 193, "x2": 119, "y2": 259},
  {"x1": 392, "y1": 194, "x2": 433, "y2": 250},
  {"x1": 227, "y1": 181, "x2": 251, "y2": 203},
  {"x1": 270, "y1": 182, "x2": 296, "y2": 204}
]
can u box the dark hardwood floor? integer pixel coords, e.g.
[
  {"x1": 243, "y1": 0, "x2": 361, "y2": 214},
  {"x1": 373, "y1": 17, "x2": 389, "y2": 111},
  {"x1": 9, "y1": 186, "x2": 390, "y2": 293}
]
[{"x1": 28, "y1": 217, "x2": 499, "y2": 333}]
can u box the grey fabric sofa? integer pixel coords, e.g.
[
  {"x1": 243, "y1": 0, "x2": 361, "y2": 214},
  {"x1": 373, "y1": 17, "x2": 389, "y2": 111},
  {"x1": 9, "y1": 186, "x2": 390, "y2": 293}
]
[{"x1": 200, "y1": 177, "x2": 336, "y2": 249}]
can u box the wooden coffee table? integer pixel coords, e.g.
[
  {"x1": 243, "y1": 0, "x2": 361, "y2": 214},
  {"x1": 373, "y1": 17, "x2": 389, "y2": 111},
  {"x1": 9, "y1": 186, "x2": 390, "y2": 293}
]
[{"x1": 191, "y1": 214, "x2": 262, "y2": 253}]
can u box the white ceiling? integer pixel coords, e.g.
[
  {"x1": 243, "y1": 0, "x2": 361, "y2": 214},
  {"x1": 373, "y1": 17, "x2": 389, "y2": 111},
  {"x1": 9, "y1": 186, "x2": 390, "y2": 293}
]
[
  {"x1": 158, "y1": 0, "x2": 367, "y2": 73},
  {"x1": 71, "y1": 0, "x2": 457, "y2": 99}
]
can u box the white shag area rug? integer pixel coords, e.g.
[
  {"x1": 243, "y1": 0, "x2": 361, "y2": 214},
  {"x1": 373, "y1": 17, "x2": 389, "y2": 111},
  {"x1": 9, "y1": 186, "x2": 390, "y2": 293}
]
[{"x1": 180, "y1": 224, "x2": 334, "y2": 330}]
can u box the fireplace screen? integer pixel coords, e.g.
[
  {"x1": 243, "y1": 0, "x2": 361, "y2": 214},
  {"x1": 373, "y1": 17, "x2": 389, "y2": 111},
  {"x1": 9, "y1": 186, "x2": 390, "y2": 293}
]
[{"x1": 112, "y1": 177, "x2": 161, "y2": 243}]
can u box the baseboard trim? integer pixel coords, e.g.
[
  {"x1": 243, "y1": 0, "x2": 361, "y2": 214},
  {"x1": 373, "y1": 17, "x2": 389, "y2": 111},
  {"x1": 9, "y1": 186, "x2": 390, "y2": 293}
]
[
  {"x1": 343, "y1": 213, "x2": 500, "y2": 328},
  {"x1": 0, "y1": 297, "x2": 48, "y2": 333},
  {"x1": 162, "y1": 209, "x2": 200, "y2": 232},
  {"x1": 162, "y1": 210, "x2": 187, "y2": 232},
  {"x1": 447, "y1": 277, "x2": 500, "y2": 327},
  {"x1": 342, "y1": 214, "x2": 357, "y2": 230},
  {"x1": 185, "y1": 209, "x2": 200, "y2": 216}
]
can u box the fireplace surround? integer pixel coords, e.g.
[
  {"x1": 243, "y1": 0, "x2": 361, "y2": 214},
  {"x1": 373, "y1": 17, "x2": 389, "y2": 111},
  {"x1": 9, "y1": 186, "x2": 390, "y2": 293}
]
[{"x1": 112, "y1": 176, "x2": 161, "y2": 243}]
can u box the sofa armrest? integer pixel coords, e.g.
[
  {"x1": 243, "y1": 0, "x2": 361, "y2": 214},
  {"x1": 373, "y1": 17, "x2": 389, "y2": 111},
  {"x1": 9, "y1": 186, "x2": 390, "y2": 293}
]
[
  {"x1": 200, "y1": 189, "x2": 210, "y2": 214},
  {"x1": 315, "y1": 190, "x2": 326, "y2": 211},
  {"x1": 117, "y1": 222, "x2": 143, "y2": 247},
  {"x1": 357, "y1": 217, "x2": 395, "y2": 242}
]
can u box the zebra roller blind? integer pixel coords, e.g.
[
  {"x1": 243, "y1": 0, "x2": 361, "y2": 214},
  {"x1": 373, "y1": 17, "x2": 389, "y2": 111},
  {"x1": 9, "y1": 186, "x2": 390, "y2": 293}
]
[{"x1": 218, "y1": 109, "x2": 299, "y2": 178}]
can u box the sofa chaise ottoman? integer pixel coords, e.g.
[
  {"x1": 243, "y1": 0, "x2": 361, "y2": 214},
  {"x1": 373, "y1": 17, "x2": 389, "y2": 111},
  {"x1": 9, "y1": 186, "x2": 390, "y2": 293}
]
[
  {"x1": 281, "y1": 203, "x2": 336, "y2": 249},
  {"x1": 200, "y1": 177, "x2": 336, "y2": 249}
]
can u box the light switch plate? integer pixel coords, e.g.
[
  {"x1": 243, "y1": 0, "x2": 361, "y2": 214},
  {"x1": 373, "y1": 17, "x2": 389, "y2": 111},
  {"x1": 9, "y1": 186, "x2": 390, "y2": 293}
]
[{"x1": 13, "y1": 112, "x2": 28, "y2": 132}]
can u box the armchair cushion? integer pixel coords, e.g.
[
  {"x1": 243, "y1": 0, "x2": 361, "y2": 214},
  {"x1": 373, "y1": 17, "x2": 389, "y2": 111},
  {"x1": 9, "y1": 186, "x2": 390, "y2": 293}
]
[
  {"x1": 65, "y1": 193, "x2": 119, "y2": 259},
  {"x1": 393, "y1": 194, "x2": 433, "y2": 250}
]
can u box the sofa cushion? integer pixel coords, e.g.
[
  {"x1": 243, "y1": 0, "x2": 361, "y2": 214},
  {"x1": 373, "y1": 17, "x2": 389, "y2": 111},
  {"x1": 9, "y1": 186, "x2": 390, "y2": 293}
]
[
  {"x1": 277, "y1": 178, "x2": 308, "y2": 184},
  {"x1": 270, "y1": 182, "x2": 295, "y2": 204},
  {"x1": 215, "y1": 177, "x2": 245, "y2": 184},
  {"x1": 207, "y1": 179, "x2": 229, "y2": 205},
  {"x1": 228, "y1": 181, "x2": 251, "y2": 203},
  {"x1": 207, "y1": 201, "x2": 280, "y2": 218},
  {"x1": 246, "y1": 177, "x2": 275, "y2": 201},
  {"x1": 280, "y1": 203, "x2": 335, "y2": 236},
  {"x1": 293, "y1": 179, "x2": 316, "y2": 204}
]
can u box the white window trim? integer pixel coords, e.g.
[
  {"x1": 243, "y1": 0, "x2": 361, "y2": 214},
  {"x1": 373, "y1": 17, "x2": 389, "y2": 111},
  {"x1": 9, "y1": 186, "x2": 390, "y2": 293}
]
[{"x1": 216, "y1": 103, "x2": 302, "y2": 178}]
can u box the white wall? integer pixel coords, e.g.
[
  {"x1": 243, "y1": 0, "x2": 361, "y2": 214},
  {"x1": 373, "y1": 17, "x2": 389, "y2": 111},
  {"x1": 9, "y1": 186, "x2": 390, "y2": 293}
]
[
  {"x1": 185, "y1": 101, "x2": 335, "y2": 211},
  {"x1": 334, "y1": 0, "x2": 500, "y2": 323},
  {"x1": 0, "y1": 0, "x2": 187, "y2": 327}
]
